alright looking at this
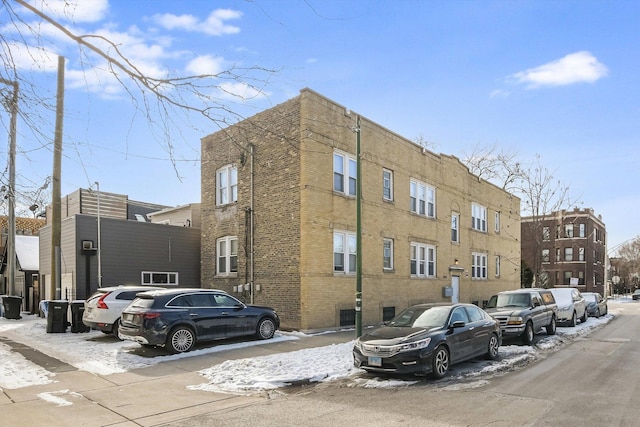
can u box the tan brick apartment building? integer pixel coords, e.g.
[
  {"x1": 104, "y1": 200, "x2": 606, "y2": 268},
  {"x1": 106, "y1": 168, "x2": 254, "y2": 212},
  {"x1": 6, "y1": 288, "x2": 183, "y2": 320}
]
[
  {"x1": 201, "y1": 88, "x2": 521, "y2": 330},
  {"x1": 521, "y1": 208, "x2": 607, "y2": 295}
]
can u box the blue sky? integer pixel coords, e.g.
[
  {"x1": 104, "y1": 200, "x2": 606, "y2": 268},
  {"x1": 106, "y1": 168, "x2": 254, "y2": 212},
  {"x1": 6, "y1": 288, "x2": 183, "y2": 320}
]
[{"x1": 0, "y1": 0, "x2": 638, "y2": 251}]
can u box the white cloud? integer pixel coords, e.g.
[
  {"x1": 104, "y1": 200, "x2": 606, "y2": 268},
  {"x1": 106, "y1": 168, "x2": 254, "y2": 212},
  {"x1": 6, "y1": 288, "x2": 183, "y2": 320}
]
[
  {"x1": 490, "y1": 89, "x2": 510, "y2": 98},
  {"x1": 186, "y1": 55, "x2": 225, "y2": 76},
  {"x1": 29, "y1": 0, "x2": 109, "y2": 23},
  {"x1": 219, "y1": 82, "x2": 268, "y2": 101},
  {"x1": 510, "y1": 51, "x2": 608, "y2": 88},
  {"x1": 152, "y1": 9, "x2": 242, "y2": 36}
]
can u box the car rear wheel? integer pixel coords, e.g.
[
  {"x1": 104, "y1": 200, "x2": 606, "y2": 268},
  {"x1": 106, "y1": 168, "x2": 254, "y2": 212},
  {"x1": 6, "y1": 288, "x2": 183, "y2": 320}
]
[
  {"x1": 256, "y1": 318, "x2": 276, "y2": 340},
  {"x1": 167, "y1": 326, "x2": 195, "y2": 353},
  {"x1": 545, "y1": 316, "x2": 556, "y2": 335},
  {"x1": 485, "y1": 333, "x2": 499, "y2": 360},
  {"x1": 431, "y1": 345, "x2": 449, "y2": 379},
  {"x1": 521, "y1": 321, "x2": 534, "y2": 345}
]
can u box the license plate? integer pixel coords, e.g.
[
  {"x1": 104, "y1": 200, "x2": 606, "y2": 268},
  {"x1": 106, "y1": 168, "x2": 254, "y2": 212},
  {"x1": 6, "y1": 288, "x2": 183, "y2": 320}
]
[{"x1": 368, "y1": 356, "x2": 382, "y2": 367}]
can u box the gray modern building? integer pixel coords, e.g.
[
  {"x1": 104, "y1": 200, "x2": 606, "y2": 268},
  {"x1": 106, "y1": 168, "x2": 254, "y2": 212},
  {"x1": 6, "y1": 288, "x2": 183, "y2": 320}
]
[{"x1": 38, "y1": 189, "x2": 200, "y2": 301}]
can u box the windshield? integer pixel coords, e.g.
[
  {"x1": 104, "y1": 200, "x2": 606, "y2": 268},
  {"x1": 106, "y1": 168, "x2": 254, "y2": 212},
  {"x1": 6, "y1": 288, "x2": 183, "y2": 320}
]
[
  {"x1": 495, "y1": 293, "x2": 530, "y2": 308},
  {"x1": 388, "y1": 306, "x2": 449, "y2": 329},
  {"x1": 551, "y1": 291, "x2": 572, "y2": 304}
]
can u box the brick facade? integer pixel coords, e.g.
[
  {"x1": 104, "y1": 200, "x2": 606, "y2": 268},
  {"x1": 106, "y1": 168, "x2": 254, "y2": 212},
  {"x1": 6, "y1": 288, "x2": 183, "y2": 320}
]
[
  {"x1": 522, "y1": 208, "x2": 607, "y2": 295},
  {"x1": 202, "y1": 88, "x2": 521, "y2": 330}
]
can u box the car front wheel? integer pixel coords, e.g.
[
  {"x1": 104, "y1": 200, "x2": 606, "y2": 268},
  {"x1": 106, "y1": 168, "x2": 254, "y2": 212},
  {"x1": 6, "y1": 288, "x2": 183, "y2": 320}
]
[
  {"x1": 431, "y1": 345, "x2": 449, "y2": 379},
  {"x1": 167, "y1": 326, "x2": 195, "y2": 353},
  {"x1": 580, "y1": 310, "x2": 588, "y2": 323},
  {"x1": 113, "y1": 319, "x2": 123, "y2": 341},
  {"x1": 521, "y1": 321, "x2": 534, "y2": 345},
  {"x1": 569, "y1": 312, "x2": 577, "y2": 327},
  {"x1": 256, "y1": 318, "x2": 276, "y2": 340}
]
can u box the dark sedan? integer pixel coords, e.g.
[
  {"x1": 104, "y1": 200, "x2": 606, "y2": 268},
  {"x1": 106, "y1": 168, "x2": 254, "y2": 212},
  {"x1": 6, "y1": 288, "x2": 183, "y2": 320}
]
[
  {"x1": 582, "y1": 292, "x2": 608, "y2": 317},
  {"x1": 119, "y1": 288, "x2": 280, "y2": 353},
  {"x1": 353, "y1": 303, "x2": 501, "y2": 378}
]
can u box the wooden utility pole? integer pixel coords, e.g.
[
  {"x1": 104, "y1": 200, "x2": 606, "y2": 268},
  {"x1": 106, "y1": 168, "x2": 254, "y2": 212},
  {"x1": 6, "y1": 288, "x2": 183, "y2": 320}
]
[{"x1": 50, "y1": 56, "x2": 64, "y2": 299}]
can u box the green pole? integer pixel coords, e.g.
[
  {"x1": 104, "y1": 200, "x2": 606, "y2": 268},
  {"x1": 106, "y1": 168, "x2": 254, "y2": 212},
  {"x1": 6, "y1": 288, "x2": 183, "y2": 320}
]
[{"x1": 355, "y1": 115, "x2": 362, "y2": 338}]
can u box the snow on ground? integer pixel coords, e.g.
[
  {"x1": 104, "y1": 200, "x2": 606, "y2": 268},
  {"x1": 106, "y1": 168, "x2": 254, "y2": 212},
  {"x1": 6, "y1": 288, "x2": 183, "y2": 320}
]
[{"x1": 0, "y1": 298, "x2": 630, "y2": 395}]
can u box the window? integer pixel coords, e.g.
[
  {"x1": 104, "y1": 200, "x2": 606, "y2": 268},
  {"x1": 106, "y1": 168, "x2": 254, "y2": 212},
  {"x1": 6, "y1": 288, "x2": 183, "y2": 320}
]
[
  {"x1": 216, "y1": 165, "x2": 238, "y2": 205},
  {"x1": 579, "y1": 247, "x2": 585, "y2": 261},
  {"x1": 564, "y1": 271, "x2": 572, "y2": 285},
  {"x1": 383, "y1": 238, "x2": 394, "y2": 270},
  {"x1": 542, "y1": 249, "x2": 550, "y2": 263},
  {"x1": 410, "y1": 180, "x2": 435, "y2": 217},
  {"x1": 410, "y1": 243, "x2": 436, "y2": 277},
  {"x1": 334, "y1": 152, "x2": 356, "y2": 196},
  {"x1": 217, "y1": 236, "x2": 238, "y2": 275},
  {"x1": 471, "y1": 253, "x2": 487, "y2": 279},
  {"x1": 542, "y1": 226, "x2": 550, "y2": 241},
  {"x1": 495, "y1": 255, "x2": 501, "y2": 277},
  {"x1": 142, "y1": 272, "x2": 178, "y2": 285},
  {"x1": 564, "y1": 247, "x2": 573, "y2": 262},
  {"x1": 494, "y1": 212, "x2": 500, "y2": 233},
  {"x1": 451, "y1": 213, "x2": 460, "y2": 243},
  {"x1": 471, "y1": 203, "x2": 487, "y2": 232},
  {"x1": 556, "y1": 248, "x2": 561, "y2": 262},
  {"x1": 334, "y1": 232, "x2": 356, "y2": 273},
  {"x1": 564, "y1": 224, "x2": 574, "y2": 238},
  {"x1": 579, "y1": 223, "x2": 586, "y2": 238},
  {"x1": 382, "y1": 169, "x2": 393, "y2": 201}
]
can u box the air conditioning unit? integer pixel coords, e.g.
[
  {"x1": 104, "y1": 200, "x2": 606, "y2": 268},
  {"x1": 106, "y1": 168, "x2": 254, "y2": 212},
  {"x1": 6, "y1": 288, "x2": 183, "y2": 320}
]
[{"x1": 82, "y1": 240, "x2": 94, "y2": 250}]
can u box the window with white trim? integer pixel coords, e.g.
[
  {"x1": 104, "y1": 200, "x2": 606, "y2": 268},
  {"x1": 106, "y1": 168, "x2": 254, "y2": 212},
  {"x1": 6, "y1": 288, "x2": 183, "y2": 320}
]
[
  {"x1": 216, "y1": 165, "x2": 237, "y2": 206},
  {"x1": 217, "y1": 236, "x2": 238, "y2": 275},
  {"x1": 564, "y1": 224, "x2": 574, "y2": 238},
  {"x1": 495, "y1": 255, "x2": 501, "y2": 277},
  {"x1": 543, "y1": 226, "x2": 550, "y2": 241},
  {"x1": 542, "y1": 249, "x2": 550, "y2": 262},
  {"x1": 471, "y1": 203, "x2": 487, "y2": 232},
  {"x1": 383, "y1": 238, "x2": 393, "y2": 270},
  {"x1": 564, "y1": 247, "x2": 573, "y2": 262},
  {"x1": 334, "y1": 151, "x2": 357, "y2": 196},
  {"x1": 410, "y1": 243, "x2": 436, "y2": 277},
  {"x1": 451, "y1": 213, "x2": 460, "y2": 243},
  {"x1": 579, "y1": 223, "x2": 586, "y2": 238},
  {"x1": 471, "y1": 252, "x2": 487, "y2": 279},
  {"x1": 334, "y1": 231, "x2": 356, "y2": 273},
  {"x1": 410, "y1": 180, "x2": 435, "y2": 217},
  {"x1": 142, "y1": 271, "x2": 178, "y2": 285},
  {"x1": 382, "y1": 169, "x2": 393, "y2": 201},
  {"x1": 579, "y1": 247, "x2": 585, "y2": 261},
  {"x1": 494, "y1": 212, "x2": 500, "y2": 233}
]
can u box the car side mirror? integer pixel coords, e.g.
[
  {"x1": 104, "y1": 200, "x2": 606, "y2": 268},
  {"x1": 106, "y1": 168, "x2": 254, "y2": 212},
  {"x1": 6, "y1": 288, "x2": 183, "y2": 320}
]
[
  {"x1": 451, "y1": 320, "x2": 465, "y2": 328},
  {"x1": 531, "y1": 300, "x2": 540, "y2": 308}
]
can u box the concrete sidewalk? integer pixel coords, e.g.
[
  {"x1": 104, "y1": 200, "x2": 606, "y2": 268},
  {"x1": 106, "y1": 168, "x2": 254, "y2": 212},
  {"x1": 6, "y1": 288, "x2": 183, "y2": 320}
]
[{"x1": 0, "y1": 329, "x2": 356, "y2": 426}]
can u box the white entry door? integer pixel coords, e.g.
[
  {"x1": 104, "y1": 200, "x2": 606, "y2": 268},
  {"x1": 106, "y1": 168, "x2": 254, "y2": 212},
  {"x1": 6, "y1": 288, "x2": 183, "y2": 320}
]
[{"x1": 451, "y1": 275, "x2": 460, "y2": 303}]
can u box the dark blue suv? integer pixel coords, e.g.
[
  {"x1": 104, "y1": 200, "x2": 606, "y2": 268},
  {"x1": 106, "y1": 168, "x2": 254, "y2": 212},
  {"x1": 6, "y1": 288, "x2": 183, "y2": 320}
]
[{"x1": 119, "y1": 288, "x2": 280, "y2": 353}]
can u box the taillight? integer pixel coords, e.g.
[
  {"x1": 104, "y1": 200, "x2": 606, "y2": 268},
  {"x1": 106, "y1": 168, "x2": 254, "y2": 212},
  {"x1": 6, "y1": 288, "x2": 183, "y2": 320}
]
[
  {"x1": 142, "y1": 312, "x2": 161, "y2": 319},
  {"x1": 97, "y1": 292, "x2": 112, "y2": 309}
]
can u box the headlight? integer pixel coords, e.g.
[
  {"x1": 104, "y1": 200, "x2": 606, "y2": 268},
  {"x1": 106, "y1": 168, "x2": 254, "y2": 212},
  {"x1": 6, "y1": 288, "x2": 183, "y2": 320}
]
[
  {"x1": 354, "y1": 340, "x2": 362, "y2": 351},
  {"x1": 396, "y1": 337, "x2": 431, "y2": 353},
  {"x1": 507, "y1": 316, "x2": 524, "y2": 325}
]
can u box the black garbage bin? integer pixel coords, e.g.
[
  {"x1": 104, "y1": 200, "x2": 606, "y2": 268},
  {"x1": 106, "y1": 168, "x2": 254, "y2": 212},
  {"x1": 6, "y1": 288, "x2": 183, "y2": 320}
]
[
  {"x1": 46, "y1": 300, "x2": 69, "y2": 333},
  {"x1": 70, "y1": 300, "x2": 90, "y2": 333},
  {"x1": 2, "y1": 296, "x2": 22, "y2": 319}
]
